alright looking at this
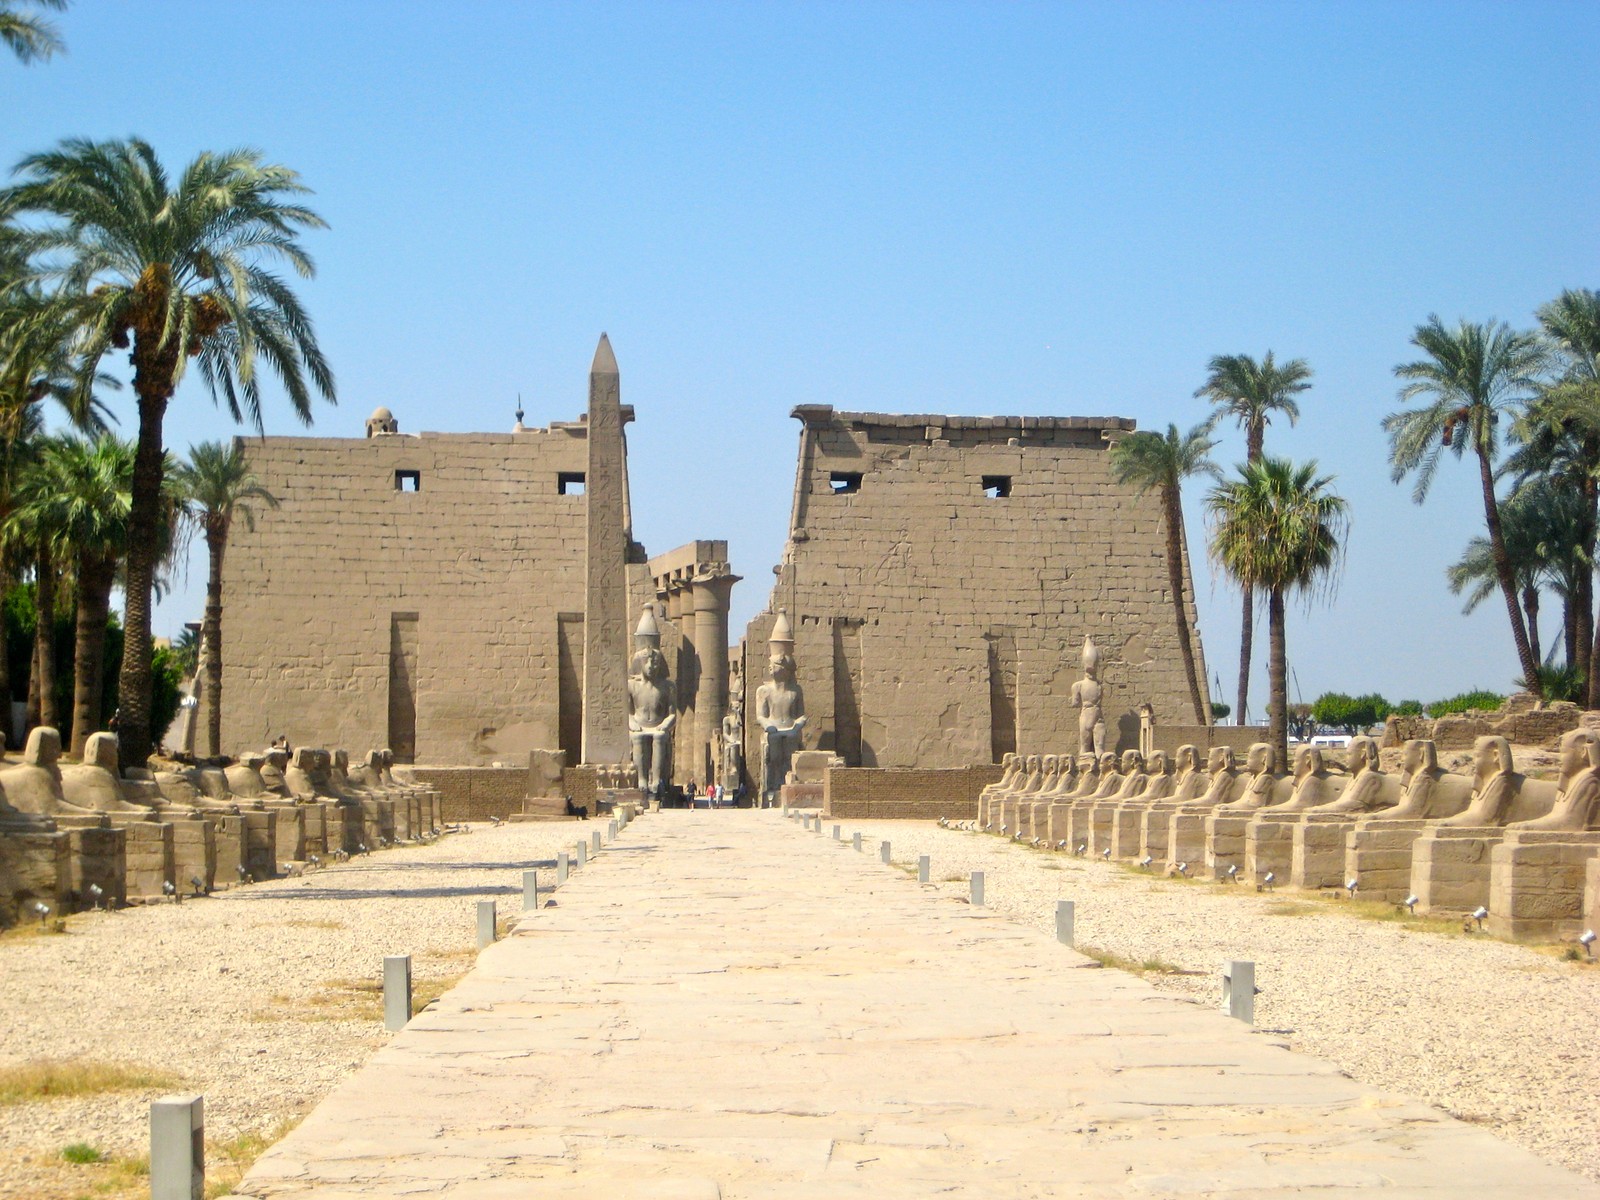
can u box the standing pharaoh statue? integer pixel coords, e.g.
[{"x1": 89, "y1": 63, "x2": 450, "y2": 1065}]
[
  {"x1": 627, "y1": 606, "x2": 677, "y2": 801},
  {"x1": 756, "y1": 610, "x2": 806, "y2": 805},
  {"x1": 1070, "y1": 636, "x2": 1106, "y2": 756},
  {"x1": 721, "y1": 696, "x2": 744, "y2": 794}
]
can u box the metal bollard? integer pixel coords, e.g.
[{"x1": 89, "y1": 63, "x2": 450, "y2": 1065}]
[
  {"x1": 970, "y1": 870, "x2": 985, "y2": 907},
  {"x1": 1055, "y1": 899, "x2": 1075, "y2": 946},
  {"x1": 832, "y1": 825, "x2": 841, "y2": 841},
  {"x1": 918, "y1": 855, "x2": 930, "y2": 884},
  {"x1": 592, "y1": 830, "x2": 602, "y2": 853},
  {"x1": 150, "y1": 1094, "x2": 204, "y2": 1200},
  {"x1": 557, "y1": 851, "x2": 570, "y2": 884},
  {"x1": 477, "y1": 899, "x2": 497, "y2": 948},
  {"x1": 1222, "y1": 960, "x2": 1256, "y2": 1025},
  {"x1": 852, "y1": 832, "x2": 862, "y2": 852},
  {"x1": 523, "y1": 869, "x2": 539, "y2": 911},
  {"x1": 608, "y1": 819, "x2": 618, "y2": 841},
  {"x1": 383, "y1": 954, "x2": 412, "y2": 1031},
  {"x1": 880, "y1": 840, "x2": 891, "y2": 864},
  {"x1": 577, "y1": 840, "x2": 587, "y2": 867}
]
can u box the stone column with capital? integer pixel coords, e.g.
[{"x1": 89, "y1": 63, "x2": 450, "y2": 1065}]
[{"x1": 692, "y1": 572, "x2": 738, "y2": 787}]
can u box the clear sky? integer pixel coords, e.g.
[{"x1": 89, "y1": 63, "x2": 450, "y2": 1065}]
[{"x1": 5, "y1": 1, "x2": 1596, "y2": 717}]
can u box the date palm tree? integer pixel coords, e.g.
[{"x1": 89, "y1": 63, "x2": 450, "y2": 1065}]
[
  {"x1": 3, "y1": 137, "x2": 334, "y2": 765},
  {"x1": 1206, "y1": 456, "x2": 1347, "y2": 766},
  {"x1": 11, "y1": 433, "x2": 139, "y2": 754},
  {"x1": 1195, "y1": 352, "x2": 1312, "y2": 725},
  {"x1": 1110, "y1": 421, "x2": 1219, "y2": 724},
  {"x1": 173, "y1": 440, "x2": 276, "y2": 758},
  {"x1": 0, "y1": 0, "x2": 65, "y2": 64},
  {"x1": 1383, "y1": 317, "x2": 1546, "y2": 687}
]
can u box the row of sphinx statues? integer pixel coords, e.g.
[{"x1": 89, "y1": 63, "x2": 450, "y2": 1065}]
[
  {"x1": 973, "y1": 731, "x2": 1600, "y2": 938},
  {"x1": 0, "y1": 727, "x2": 445, "y2": 924}
]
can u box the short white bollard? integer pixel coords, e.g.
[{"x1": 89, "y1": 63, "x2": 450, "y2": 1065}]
[
  {"x1": 383, "y1": 954, "x2": 412, "y2": 1031},
  {"x1": 970, "y1": 871, "x2": 985, "y2": 907},
  {"x1": 1222, "y1": 959, "x2": 1256, "y2": 1025},
  {"x1": 557, "y1": 851, "x2": 570, "y2": 884},
  {"x1": 592, "y1": 830, "x2": 602, "y2": 853},
  {"x1": 150, "y1": 1094, "x2": 203, "y2": 1200},
  {"x1": 917, "y1": 855, "x2": 930, "y2": 884},
  {"x1": 852, "y1": 832, "x2": 862, "y2": 852},
  {"x1": 477, "y1": 899, "x2": 497, "y2": 948},
  {"x1": 1055, "y1": 899, "x2": 1075, "y2": 946},
  {"x1": 880, "y1": 840, "x2": 891, "y2": 864},
  {"x1": 523, "y1": 869, "x2": 539, "y2": 910},
  {"x1": 577, "y1": 840, "x2": 588, "y2": 867},
  {"x1": 608, "y1": 819, "x2": 618, "y2": 841},
  {"x1": 832, "y1": 824, "x2": 841, "y2": 841}
]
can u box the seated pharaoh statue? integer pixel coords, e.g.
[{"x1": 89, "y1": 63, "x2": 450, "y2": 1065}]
[
  {"x1": 1509, "y1": 729, "x2": 1600, "y2": 831},
  {"x1": 1439, "y1": 736, "x2": 1524, "y2": 827},
  {"x1": 1310, "y1": 736, "x2": 1399, "y2": 814},
  {"x1": 2, "y1": 727, "x2": 95, "y2": 818}
]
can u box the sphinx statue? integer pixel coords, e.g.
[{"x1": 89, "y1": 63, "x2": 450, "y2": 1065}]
[
  {"x1": 1070, "y1": 636, "x2": 1106, "y2": 756},
  {"x1": 1311, "y1": 736, "x2": 1398, "y2": 814},
  {"x1": 1, "y1": 728, "x2": 94, "y2": 818},
  {"x1": 1371, "y1": 739, "x2": 1461, "y2": 820},
  {"x1": 1133, "y1": 749, "x2": 1173, "y2": 801},
  {"x1": 1439, "y1": 736, "x2": 1523, "y2": 827},
  {"x1": 756, "y1": 611, "x2": 806, "y2": 804},
  {"x1": 258, "y1": 749, "x2": 293, "y2": 798},
  {"x1": 1167, "y1": 745, "x2": 1207, "y2": 802},
  {"x1": 1067, "y1": 753, "x2": 1100, "y2": 798},
  {"x1": 1110, "y1": 750, "x2": 1148, "y2": 800},
  {"x1": 1046, "y1": 752, "x2": 1079, "y2": 796},
  {"x1": 1261, "y1": 745, "x2": 1340, "y2": 813},
  {"x1": 1215, "y1": 743, "x2": 1280, "y2": 811},
  {"x1": 983, "y1": 753, "x2": 1021, "y2": 800},
  {"x1": 1509, "y1": 729, "x2": 1600, "y2": 831},
  {"x1": 60, "y1": 732, "x2": 155, "y2": 814},
  {"x1": 1196, "y1": 746, "x2": 1241, "y2": 806},
  {"x1": 627, "y1": 606, "x2": 677, "y2": 800},
  {"x1": 225, "y1": 753, "x2": 272, "y2": 800},
  {"x1": 1089, "y1": 751, "x2": 1123, "y2": 799}
]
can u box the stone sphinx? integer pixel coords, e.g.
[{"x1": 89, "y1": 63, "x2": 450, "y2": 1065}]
[
  {"x1": 1261, "y1": 745, "x2": 1342, "y2": 814},
  {"x1": 1509, "y1": 730, "x2": 1600, "y2": 831},
  {"x1": 258, "y1": 749, "x2": 293, "y2": 798},
  {"x1": 1310, "y1": 737, "x2": 1397, "y2": 815},
  {"x1": 1070, "y1": 636, "x2": 1106, "y2": 756},
  {"x1": 60, "y1": 732, "x2": 150, "y2": 814},
  {"x1": 225, "y1": 753, "x2": 272, "y2": 801},
  {"x1": 3, "y1": 728, "x2": 93, "y2": 818},
  {"x1": 1377, "y1": 739, "x2": 1463, "y2": 821},
  {"x1": 1110, "y1": 750, "x2": 1148, "y2": 800},
  {"x1": 1066, "y1": 753, "x2": 1100, "y2": 799},
  {"x1": 980, "y1": 753, "x2": 1021, "y2": 825},
  {"x1": 1167, "y1": 745, "x2": 1207, "y2": 803},
  {"x1": 756, "y1": 611, "x2": 806, "y2": 805},
  {"x1": 627, "y1": 606, "x2": 677, "y2": 801},
  {"x1": 1437, "y1": 736, "x2": 1525, "y2": 827},
  {"x1": 1490, "y1": 730, "x2": 1600, "y2": 940},
  {"x1": 1107, "y1": 750, "x2": 1172, "y2": 859},
  {"x1": 1132, "y1": 750, "x2": 1173, "y2": 801},
  {"x1": 1089, "y1": 752, "x2": 1123, "y2": 799}
]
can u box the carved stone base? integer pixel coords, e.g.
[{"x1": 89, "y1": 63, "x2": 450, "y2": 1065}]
[
  {"x1": 67, "y1": 823, "x2": 125, "y2": 908},
  {"x1": 1292, "y1": 814, "x2": 1357, "y2": 891},
  {"x1": 1487, "y1": 831, "x2": 1600, "y2": 942},
  {"x1": 1411, "y1": 825, "x2": 1504, "y2": 916},
  {"x1": 1587, "y1": 856, "x2": 1600, "y2": 937},
  {"x1": 244, "y1": 808, "x2": 278, "y2": 879},
  {"x1": 0, "y1": 825, "x2": 70, "y2": 926},
  {"x1": 1204, "y1": 812, "x2": 1256, "y2": 880},
  {"x1": 1344, "y1": 819, "x2": 1431, "y2": 903},
  {"x1": 1244, "y1": 816, "x2": 1302, "y2": 887},
  {"x1": 1166, "y1": 810, "x2": 1210, "y2": 872},
  {"x1": 1110, "y1": 801, "x2": 1153, "y2": 860}
]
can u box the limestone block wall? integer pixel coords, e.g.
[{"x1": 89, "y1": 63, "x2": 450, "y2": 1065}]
[
  {"x1": 220, "y1": 424, "x2": 590, "y2": 765},
  {"x1": 823, "y1": 765, "x2": 1004, "y2": 821},
  {"x1": 743, "y1": 408, "x2": 1211, "y2": 772},
  {"x1": 410, "y1": 766, "x2": 535, "y2": 822}
]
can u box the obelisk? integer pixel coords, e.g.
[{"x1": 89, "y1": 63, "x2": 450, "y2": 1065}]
[{"x1": 581, "y1": 334, "x2": 629, "y2": 765}]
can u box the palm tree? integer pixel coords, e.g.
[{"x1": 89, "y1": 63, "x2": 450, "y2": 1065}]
[
  {"x1": 3, "y1": 138, "x2": 335, "y2": 765},
  {"x1": 1384, "y1": 317, "x2": 1546, "y2": 687},
  {"x1": 1110, "y1": 421, "x2": 1219, "y2": 724},
  {"x1": 1195, "y1": 352, "x2": 1312, "y2": 725},
  {"x1": 1206, "y1": 456, "x2": 1348, "y2": 766},
  {"x1": 0, "y1": 0, "x2": 65, "y2": 64},
  {"x1": 173, "y1": 440, "x2": 276, "y2": 758}
]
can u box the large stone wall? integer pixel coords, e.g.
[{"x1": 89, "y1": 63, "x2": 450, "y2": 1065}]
[
  {"x1": 741, "y1": 408, "x2": 1211, "y2": 772},
  {"x1": 823, "y1": 765, "x2": 1005, "y2": 820},
  {"x1": 410, "y1": 766, "x2": 536, "y2": 822},
  {"x1": 220, "y1": 419, "x2": 592, "y2": 765}
]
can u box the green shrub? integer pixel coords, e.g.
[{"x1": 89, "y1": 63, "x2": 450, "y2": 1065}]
[
  {"x1": 61, "y1": 1142, "x2": 104, "y2": 1164},
  {"x1": 1427, "y1": 690, "x2": 1505, "y2": 717}
]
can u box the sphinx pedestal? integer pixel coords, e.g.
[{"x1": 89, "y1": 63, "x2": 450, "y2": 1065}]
[
  {"x1": 1292, "y1": 813, "x2": 1358, "y2": 891},
  {"x1": 243, "y1": 808, "x2": 278, "y2": 878},
  {"x1": 1244, "y1": 815, "x2": 1302, "y2": 887},
  {"x1": 1087, "y1": 799, "x2": 1121, "y2": 856},
  {"x1": 0, "y1": 825, "x2": 71, "y2": 925},
  {"x1": 1167, "y1": 809, "x2": 1212, "y2": 872},
  {"x1": 1411, "y1": 826, "x2": 1505, "y2": 916},
  {"x1": 1204, "y1": 812, "x2": 1256, "y2": 880},
  {"x1": 1109, "y1": 800, "x2": 1153, "y2": 860},
  {"x1": 67, "y1": 822, "x2": 126, "y2": 908},
  {"x1": 1344, "y1": 819, "x2": 1431, "y2": 904},
  {"x1": 59, "y1": 813, "x2": 172, "y2": 901},
  {"x1": 1487, "y1": 830, "x2": 1600, "y2": 942},
  {"x1": 1587, "y1": 856, "x2": 1600, "y2": 936}
]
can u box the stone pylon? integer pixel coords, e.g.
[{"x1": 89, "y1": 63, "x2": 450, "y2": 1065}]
[{"x1": 581, "y1": 334, "x2": 630, "y2": 766}]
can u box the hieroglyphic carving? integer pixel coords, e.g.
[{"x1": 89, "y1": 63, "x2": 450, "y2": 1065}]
[{"x1": 581, "y1": 335, "x2": 630, "y2": 764}]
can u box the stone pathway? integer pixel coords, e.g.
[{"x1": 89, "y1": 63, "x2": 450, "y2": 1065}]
[{"x1": 236, "y1": 812, "x2": 1600, "y2": 1199}]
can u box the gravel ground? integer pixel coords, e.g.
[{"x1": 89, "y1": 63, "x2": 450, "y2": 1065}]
[
  {"x1": 4, "y1": 811, "x2": 1597, "y2": 1193},
  {"x1": 0, "y1": 820, "x2": 600, "y2": 1200},
  {"x1": 809, "y1": 815, "x2": 1600, "y2": 1183}
]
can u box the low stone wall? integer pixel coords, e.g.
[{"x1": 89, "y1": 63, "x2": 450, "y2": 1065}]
[
  {"x1": 1383, "y1": 695, "x2": 1582, "y2": 751},
  {"x1": 410, "y1": 766, "x2": 530, "y2": 822},
  {"x1": 823, "y1": 765, "x2": 1004, "y2": 821},
  {"x1": 1150, "y1": 724, "x2": 1271, "y2": 759}
]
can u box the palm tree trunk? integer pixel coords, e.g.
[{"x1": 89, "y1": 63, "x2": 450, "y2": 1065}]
[
  {"x1": 70, "y1": 553, "x2": 115, "y2": 759},
  {"x1": 1522, "y1": 586, "x2": 1541, "y2": 678},
  {"x1": 33, "y1": 542, "x2": 55, "y2": 731},
  {"x1": 0, "y1": 543, "x2": 11, "y2": 746},
  {"x1": 1163, "y1": 485, "x2": 1207, "y2": 723},
  {"x1": 1236, "y1": 586, "x2": 1253, "y2": 724},
  {"x1": 202, "y1": 527, "x2": 225, "y2": 758},
  {"x1": 1477, "y1": 446, "x2": 1539, "y2": 686},
  {"x1": 1581, "y1": 465, "x2": 1598, "y2": 708},
  {"x1": 1267, "y1": 586, "x2": 1288, "y2": 769},
  {"x1": 117, "y1": 359, "x2": 174, "y2": 767}
]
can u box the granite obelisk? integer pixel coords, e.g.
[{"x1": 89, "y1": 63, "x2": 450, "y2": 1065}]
[{"x1": 580, "y1": 334, "x2": 630, "y2": 765}]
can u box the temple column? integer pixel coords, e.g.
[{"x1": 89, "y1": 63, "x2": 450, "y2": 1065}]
[{"x1": 693, "y1": 573, "x2": 738, "y2": 787}]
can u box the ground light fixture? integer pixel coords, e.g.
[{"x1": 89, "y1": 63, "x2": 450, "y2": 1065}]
[
  {"x1": 1404, "y1": 894, "x2": 1419, "y2": 914},
  {"x1": 1580, "y1": 930, "x2": 1596, "y2": 958},
  {"x1": 1225, "y1": 864, "x2": 1238, "y2": 881},
  {"x1": 86, "y1": 883, "x2": 103, "y2": 909},
  {"x1": 1139, "y1": 855, "x2": 1153, "y2": 868},
  {"x1": 1101, "y1": 848, "x2": 1111, "y2": 860},
  {"x1": 1261, "y1": 871, "x2": 1275, "y2": 891},
  {"x1": 32, "y1": 900, "x2": 49, "y2": 926},
  {"x1": 1471, "y1": 906, "x2": 1488, "y2": 931},
  {"x1": 1345, "y1": 878, "x2": 1359, "y2": 898}
]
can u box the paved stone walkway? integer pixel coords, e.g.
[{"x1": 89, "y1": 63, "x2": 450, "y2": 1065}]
[{"x1": 238, "y1": 812, "x2": 1600, "y2": 1199}]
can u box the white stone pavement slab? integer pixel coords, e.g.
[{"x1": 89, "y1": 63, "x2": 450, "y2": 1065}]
[{"x1": 237, "y1": 812, "x2": 1600, "y2": 1200}]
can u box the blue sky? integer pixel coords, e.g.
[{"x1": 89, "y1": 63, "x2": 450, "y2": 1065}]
[{"x1": 5, "y1": 1, "x2": 1596, "y2": 715}]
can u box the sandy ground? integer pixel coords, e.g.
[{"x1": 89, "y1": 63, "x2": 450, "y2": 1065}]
[{"x1": 2, "y1": 812, "x2": 1596, "y2": 1195}]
